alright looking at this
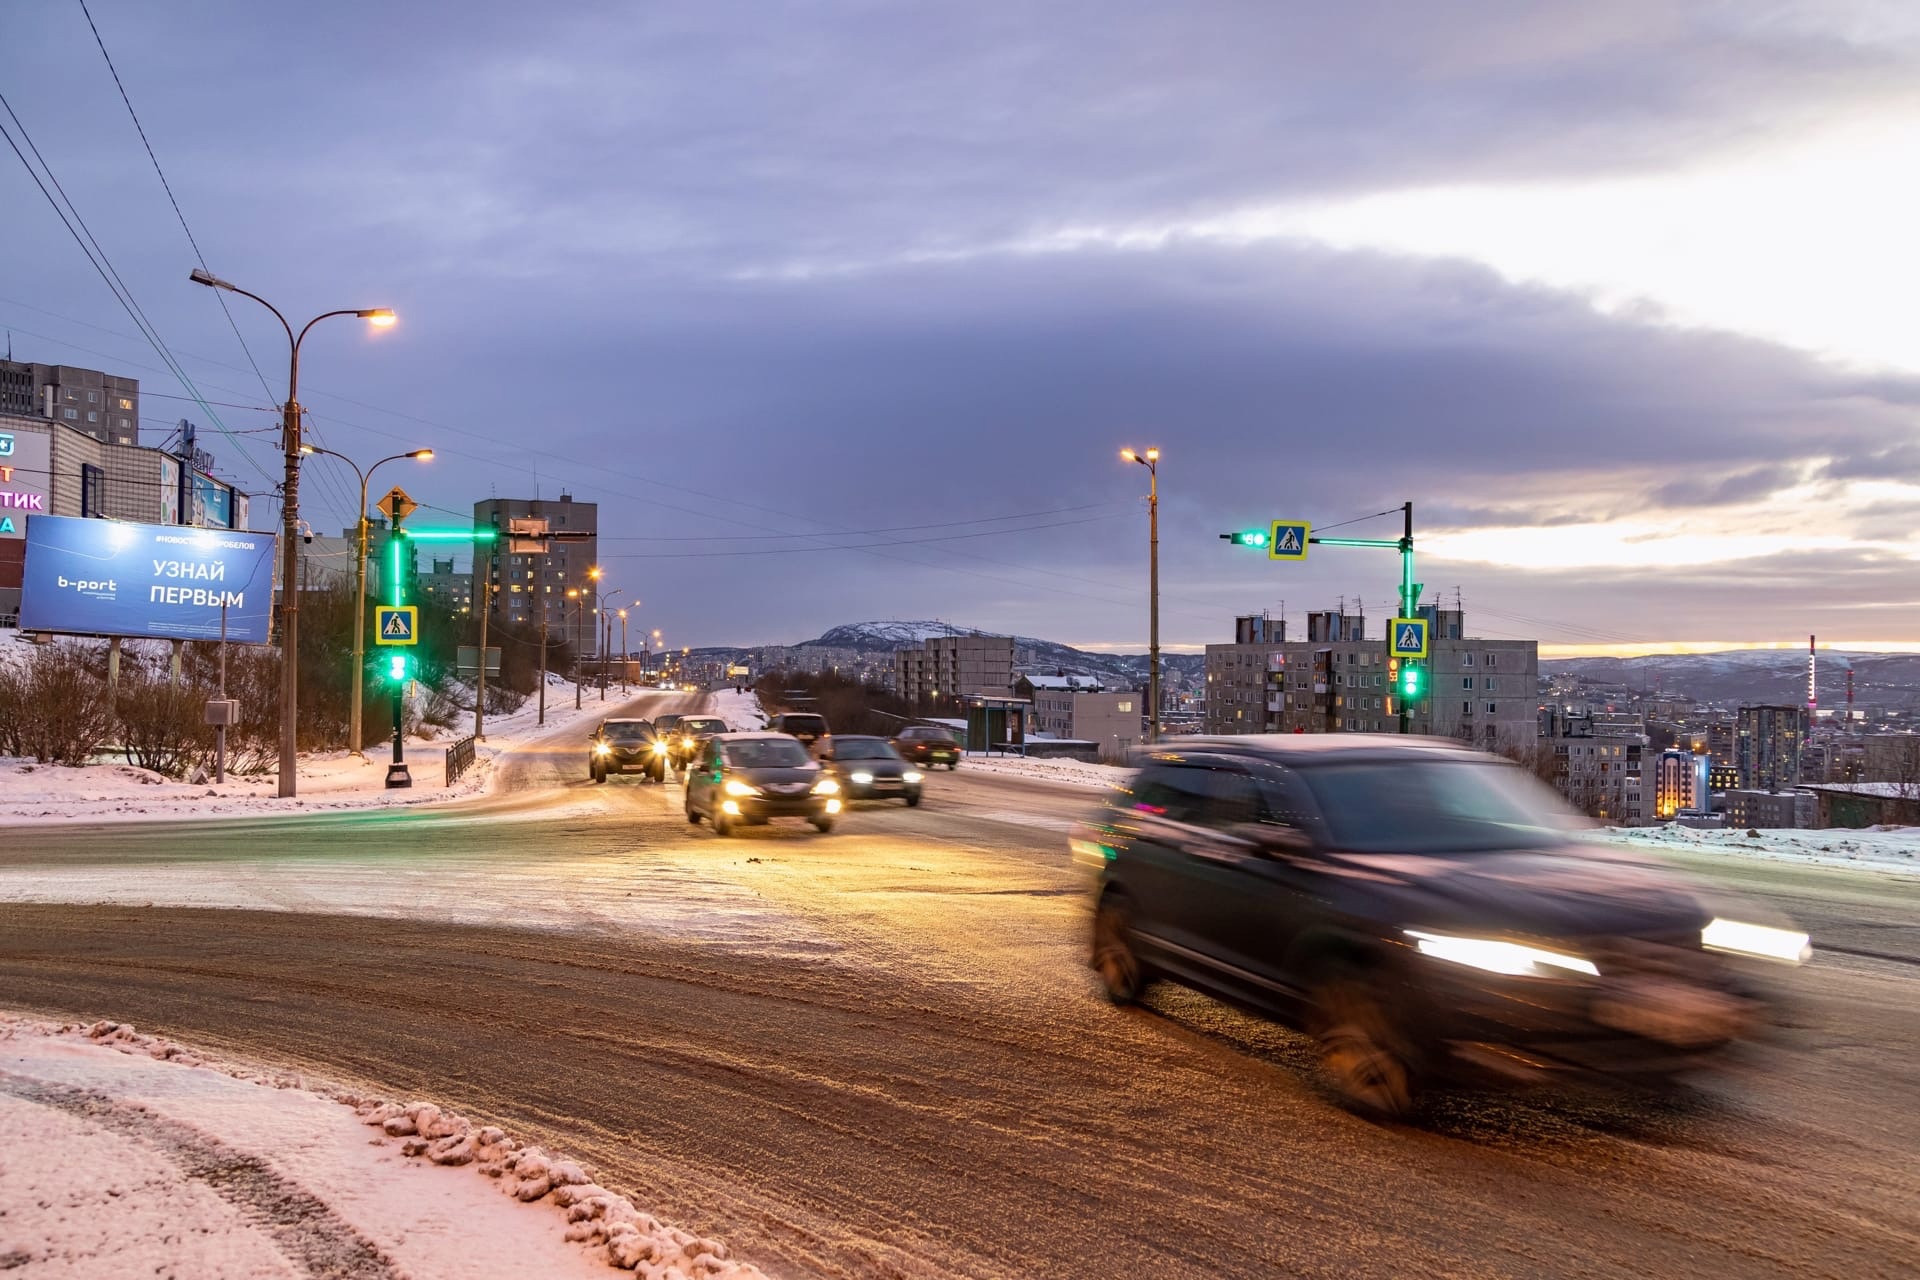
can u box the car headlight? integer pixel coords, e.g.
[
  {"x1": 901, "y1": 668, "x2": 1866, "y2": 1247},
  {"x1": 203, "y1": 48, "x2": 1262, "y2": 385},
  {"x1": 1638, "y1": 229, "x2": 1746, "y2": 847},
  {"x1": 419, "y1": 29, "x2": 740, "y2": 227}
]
[
  {"x1": 850, "y1": 771, "x2": 874, "y2": 785},
  {"x1": 901, "y1": 770, "x2": 924, "y2": 784},
  {"x1": 1405, "y1": 930, "x2": 1599, "y2": 978},
  {"x1": 811, "y1": 778, "x2": 840, "y2": 795},
  {"x1": 593, "y1": 743, "x2": 611, "y2": 756},
  {"x1": 1702, "y1": 917, "x2": 1811, "y2": 965},
  {"x1": 681, "y1": 737, "x2": 694, "y2": 749},
  {"x1": 653, "y1": 741, "x2": 669, "y2": 755},
  {"x1": 723, "y1": 779, "x2": 760, "y2": 798}
]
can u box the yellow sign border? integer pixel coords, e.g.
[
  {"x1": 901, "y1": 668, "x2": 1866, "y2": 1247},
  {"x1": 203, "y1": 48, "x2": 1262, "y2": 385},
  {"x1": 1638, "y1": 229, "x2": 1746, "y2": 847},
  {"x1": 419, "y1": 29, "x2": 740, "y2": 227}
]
[
  {"x1": 1389, "y1": 616, "x2": 1428, "y2": 659},
  {"x1": 375, "y1": 605, "x2": 419, "y2": 646},
  {"x1": 1267, "y1": 519, "x2": 1311, "y2": 561}
]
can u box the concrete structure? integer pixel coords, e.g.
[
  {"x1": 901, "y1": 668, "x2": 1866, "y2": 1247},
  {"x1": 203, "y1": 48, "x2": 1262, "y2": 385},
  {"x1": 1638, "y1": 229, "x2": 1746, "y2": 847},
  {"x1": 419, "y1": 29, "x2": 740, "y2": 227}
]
[
  {"x1": 1203, "y1": 607, "x2": 1538, "y2": 752},
  {"x1": 0, "y1": 413, "x2": 249, "y2": 618},
  {"x1": 1736, "y1": 704, "x2": 1806, "y2": 791},
  {"x1": 1806, "y1": 783, "x2": 1920, "y2": 829},
  {"x1": 1653, "y1": 749, "x2": 1710, "y2": 819},
  {"x1": 420, "y1": 557, "x2": 474, "y2": 615},
  {"x1": 0, "y1": 360, "x2": 138, "y2": 445},
  {"x1": 896, "y1": 633, "x2": 1016, "y2": 705},
  {"x1": 475, "y1": 494, "x2": 598, "y2": 652},
  {"x1": 1722, "y1": 788, "x2": 1816, "y2": 830},
  {"x1": 1017, "y1": 676, "x2": 1142, "y2": 760},
  {"x1": 1543, "y1": 721, "x2": 1654, "y2": 826}
]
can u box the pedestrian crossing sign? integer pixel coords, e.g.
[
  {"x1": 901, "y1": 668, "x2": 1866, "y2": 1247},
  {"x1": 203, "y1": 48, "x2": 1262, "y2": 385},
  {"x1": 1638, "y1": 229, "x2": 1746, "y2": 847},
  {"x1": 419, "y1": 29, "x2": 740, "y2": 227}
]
[
  {"x1": 1267, "y1": 520, "x2": 1311, "y2": 560},
  {"x1": 1389, "y1": 617, "x2": 1428, "y2": 660},
  {"x1": 375, "y1": 605, "x2": 419, "y2": 646}
]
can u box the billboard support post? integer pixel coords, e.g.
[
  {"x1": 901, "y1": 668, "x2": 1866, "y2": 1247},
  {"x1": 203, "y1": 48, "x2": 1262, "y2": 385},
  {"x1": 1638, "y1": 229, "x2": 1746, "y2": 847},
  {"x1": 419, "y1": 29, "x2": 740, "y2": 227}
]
[
  {"x1": 169, "y1": 639, "x2": 182, "y2": 689},
  {"x1": 216, "y1": 602, "x2": 228, "y2": 785},
  {"x1": 107, "y1": 637, "x2": 120, "y2": 705}
]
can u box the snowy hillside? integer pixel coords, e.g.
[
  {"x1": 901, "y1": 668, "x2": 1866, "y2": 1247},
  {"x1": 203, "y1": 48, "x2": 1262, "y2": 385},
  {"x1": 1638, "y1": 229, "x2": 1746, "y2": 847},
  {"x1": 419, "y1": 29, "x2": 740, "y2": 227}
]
[{"x1": 1544, "y1": 649, "x2": 1920, "y2": 708}]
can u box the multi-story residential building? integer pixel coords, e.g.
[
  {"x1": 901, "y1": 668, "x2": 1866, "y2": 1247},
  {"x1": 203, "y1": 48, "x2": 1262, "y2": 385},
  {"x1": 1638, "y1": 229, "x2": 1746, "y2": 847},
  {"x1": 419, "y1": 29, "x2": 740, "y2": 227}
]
[
  {"x1": 1736, "y1": 705, "x2": 1807, "y2": 791},
  {"x1": 1722, "y1": 788, "x2": 1815, "y2": 830},
  {"x1": 420, "y1": 557, "x2": 474, "y2": 615},
  {"x1": 0, "y1": 360, "x2": 138, "y2": 445},
  {"x1": 895, "y1": 633, "x2": 1015, "y2": 705},
  {"x1": 1543, "y1": 718, "x2": 1654, "y2": 825},
  {"x1": 475, "y1": 494, "x2": 598, "y2": 651},
  {"x1": 1204, "y1": 607, "x2": 1538, "y2": 753},
  {"x1": 1653, "y1": 749, "x2": 1711, "y2": 818}
]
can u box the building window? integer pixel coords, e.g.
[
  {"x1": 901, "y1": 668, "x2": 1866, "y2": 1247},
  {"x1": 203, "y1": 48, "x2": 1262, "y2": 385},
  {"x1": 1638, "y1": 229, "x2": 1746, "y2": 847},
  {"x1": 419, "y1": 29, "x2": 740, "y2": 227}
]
[
  {"x1": 117, "y1": 397, "x2": 132, "y2": 411},
  {"x1": 1486, "y1": 653, "x2": 1498, "y2": 667},
  {"x1": 1462, "y1": 653, "x2": 1474, "y2": 666},
  {"x1": 81, "y1": 464, "x2": 105, "y2": 517},
  {"x1": 86, "y1": 391, "x2": 98, "y2": 403},
  {"x1": 1463, "y1": 701, "x2": 1473, "y2": 715},
  {"x1": 86, "y1": 411, "x2": 98, "y2": 423},
  {"x1": 63, "y1": 408, "x2": 78, "y2": 420},
  {"x1": 1117, "y1": 701, "x2": 1133, "y2": 713},
  {"x1": 1462, "y1": 677, "x2": 1473, "y2": 689},
  {"x1": 1486, "y1": 702, "x2": 1498, "y2": 715}
]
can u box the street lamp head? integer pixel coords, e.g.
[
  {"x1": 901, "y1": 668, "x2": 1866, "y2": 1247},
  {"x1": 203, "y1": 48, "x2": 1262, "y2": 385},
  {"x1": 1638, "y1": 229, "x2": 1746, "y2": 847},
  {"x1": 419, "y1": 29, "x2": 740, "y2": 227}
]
[
  {"x1": 408, "y1": 449, "x2": 433, "y2": 460},
  {"x1": 567, "y1": 588, "x2": 580, "y2": 598},
  {"x1": 1145, "y1": 447, "x2": 1160, "y2": 462},
  {"x1": 359, "y1": 309, "x2": 397, "y2": 328},
  {"x1": 1119, "y1": 448, "x2": 1136, "y2": 462},
  {"x1": 299, "y1": 443, "x2": 316, "y2": 456},
  {"x1": 588, "y1": 566, "x2": 602, "y2": 581},
  {"x1": 188, "y1": 267, "x2": 233, "y2": 291}
]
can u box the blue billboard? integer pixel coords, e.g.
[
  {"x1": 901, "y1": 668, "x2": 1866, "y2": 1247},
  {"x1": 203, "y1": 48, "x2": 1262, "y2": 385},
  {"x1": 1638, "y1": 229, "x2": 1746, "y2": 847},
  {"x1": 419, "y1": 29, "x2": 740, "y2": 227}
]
[{"x1": 20, "y1": 515, "x2": 277, "y2": 643}]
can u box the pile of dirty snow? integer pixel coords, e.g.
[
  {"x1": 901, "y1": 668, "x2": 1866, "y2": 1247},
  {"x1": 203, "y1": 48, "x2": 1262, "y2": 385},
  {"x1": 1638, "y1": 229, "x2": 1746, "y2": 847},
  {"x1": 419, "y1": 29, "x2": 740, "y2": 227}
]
[{"x1": 1600, "y1": 822, "x2": 1920, "y2": 874}]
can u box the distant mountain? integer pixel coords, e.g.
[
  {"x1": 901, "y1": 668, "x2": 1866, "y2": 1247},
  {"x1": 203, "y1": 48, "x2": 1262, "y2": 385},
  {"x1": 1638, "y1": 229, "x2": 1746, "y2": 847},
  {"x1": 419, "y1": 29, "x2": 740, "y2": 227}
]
[
  {"x1": 693, "y1": 620, "x2": 1204, "y2": 685},
  {"x1": 1542, "y1": 650, "x2": 1920, "y2": 709}
]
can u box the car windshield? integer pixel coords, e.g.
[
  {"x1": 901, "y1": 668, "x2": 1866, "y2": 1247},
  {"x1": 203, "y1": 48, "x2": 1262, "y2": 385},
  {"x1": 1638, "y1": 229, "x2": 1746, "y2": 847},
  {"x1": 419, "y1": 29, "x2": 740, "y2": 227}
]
[
  {"x1": 604, "y1": 722, "x2": 652, "y2": 741},
  {"x1": 781, "y1": 717, "x2": 826, "y2": 734},
  {"x1": 835, "y1": 740, "x2": 899, "y2": 760},
  {"x1": 908, "y1": 728, "x2": 955, "y2": 743},
  {"x1": 1301, "y1": 759, "x2": 1584, "y2": 854},
  {"x1": 680, "y1": 719, "x2": 726, "y2": 734},
  {"x1": 725, "y1": 739, "x2": 812, "y2": 768}
]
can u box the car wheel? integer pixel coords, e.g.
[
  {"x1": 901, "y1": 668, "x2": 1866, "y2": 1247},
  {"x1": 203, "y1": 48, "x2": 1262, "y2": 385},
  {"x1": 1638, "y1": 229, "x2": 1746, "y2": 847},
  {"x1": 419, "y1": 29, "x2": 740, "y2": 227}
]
[
  {"x1": 592, "y1": 764, "x2": 605, "y2": 784},
  {"x1": 905, "y1": 792, "x2": 921, "y2": 807},
  {"x1": 685, "y1": 802, "x2": 701, "y2": 825},
  {"x1": 1309, "y1": 969, "x2": 1416, "y2": 1119},
  {"x1": 1091, "y1": 893, "x2": 1149, "y2": 1005},
  {"x1": 712, "y1": 809, "x2": 732, "y2": 837},
  {"x1": 811, "y1": 817, "x2": 835, "y2": 834}
]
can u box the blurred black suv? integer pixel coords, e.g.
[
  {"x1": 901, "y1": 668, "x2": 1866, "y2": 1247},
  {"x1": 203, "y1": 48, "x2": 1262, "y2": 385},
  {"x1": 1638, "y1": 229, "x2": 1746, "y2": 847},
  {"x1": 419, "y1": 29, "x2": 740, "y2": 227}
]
[{"x1": 1074, "y1": 735, "x2": 1808, "y2": 1116}]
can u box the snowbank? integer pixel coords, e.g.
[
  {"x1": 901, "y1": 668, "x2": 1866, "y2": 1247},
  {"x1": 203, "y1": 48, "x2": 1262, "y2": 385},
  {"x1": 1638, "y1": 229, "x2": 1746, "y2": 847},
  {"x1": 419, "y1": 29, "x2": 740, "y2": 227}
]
[
  {"x1": 1599, "y1": 822, "x2": 1920, "y2": 875},
  {"x1": 703, "y1": 687, "x2": 766, "y2": 731},
  {"x1": 958, "y1": 752, "x2": 1129, "y2": 791},
  {"x1": 0, "y1": 670, "x2": 614, "y2": 825},
  {"x1": 0, "y1": 1014, "x2": 766, "y2": 1278}
]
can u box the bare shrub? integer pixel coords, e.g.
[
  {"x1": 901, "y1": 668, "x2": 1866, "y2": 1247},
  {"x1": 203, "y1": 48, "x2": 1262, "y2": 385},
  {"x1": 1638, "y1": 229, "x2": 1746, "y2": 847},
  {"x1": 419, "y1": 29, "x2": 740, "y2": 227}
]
[{"x1": 116, "y1": 671, "x2": 214, "y2": 778}]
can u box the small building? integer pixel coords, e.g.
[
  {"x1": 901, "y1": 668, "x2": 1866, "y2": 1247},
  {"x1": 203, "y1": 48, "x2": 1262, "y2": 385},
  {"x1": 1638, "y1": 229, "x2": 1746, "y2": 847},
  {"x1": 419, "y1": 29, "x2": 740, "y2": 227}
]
[
  {"x1": 1805, "y1": 783, "x2": 1920, "y2": 829},
  {"x1": 1721, "y1": 789, "x2": 1816, "y2": 830},
  {"x1": 1017, "y1": 675, "x2": 1141, "y2": 760}
]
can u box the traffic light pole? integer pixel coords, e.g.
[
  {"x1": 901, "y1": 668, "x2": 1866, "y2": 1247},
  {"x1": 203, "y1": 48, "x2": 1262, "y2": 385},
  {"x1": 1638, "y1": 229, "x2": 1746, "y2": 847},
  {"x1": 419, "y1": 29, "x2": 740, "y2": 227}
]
[
  {"x1": 386, "y1": 507, "x2": 412, "y2": 789},
  {"x1": 1297, "y1": 502, "x2": 1422, "y2": 731}
]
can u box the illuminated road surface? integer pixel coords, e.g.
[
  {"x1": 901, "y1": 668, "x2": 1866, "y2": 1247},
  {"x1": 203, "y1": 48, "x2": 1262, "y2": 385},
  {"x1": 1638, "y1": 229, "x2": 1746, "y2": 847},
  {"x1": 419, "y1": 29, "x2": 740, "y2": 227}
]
[{"x1": 0, "y1": 696, "x2": 1914, "y2": 1279}]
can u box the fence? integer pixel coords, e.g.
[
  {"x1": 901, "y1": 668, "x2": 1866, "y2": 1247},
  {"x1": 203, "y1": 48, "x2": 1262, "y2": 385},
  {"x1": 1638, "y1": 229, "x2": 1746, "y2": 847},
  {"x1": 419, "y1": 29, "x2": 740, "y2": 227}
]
[{"x1": 445, "y1": 734, "x2": 477, "y2": 787}]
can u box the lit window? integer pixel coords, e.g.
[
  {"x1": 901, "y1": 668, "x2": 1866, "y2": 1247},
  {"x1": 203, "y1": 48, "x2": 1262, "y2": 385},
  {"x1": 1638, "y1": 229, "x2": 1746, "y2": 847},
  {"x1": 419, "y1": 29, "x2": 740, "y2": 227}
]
[{"x1": 117, "y1": 398, "x2": 132, "y2": 410}]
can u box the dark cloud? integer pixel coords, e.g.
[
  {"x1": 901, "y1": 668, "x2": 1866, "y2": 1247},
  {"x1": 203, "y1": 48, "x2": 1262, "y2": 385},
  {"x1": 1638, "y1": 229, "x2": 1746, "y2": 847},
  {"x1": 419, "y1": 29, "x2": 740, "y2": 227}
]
[{"x1": 2, "y1": 1, "x2": 1916, "y2": 648}]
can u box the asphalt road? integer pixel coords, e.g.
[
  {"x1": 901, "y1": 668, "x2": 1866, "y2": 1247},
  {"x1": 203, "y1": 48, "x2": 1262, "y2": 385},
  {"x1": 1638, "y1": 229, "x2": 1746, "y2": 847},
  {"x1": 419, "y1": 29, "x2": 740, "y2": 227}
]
[{"x1": 0, "y1": 698, "x2": 1915, "y2": 1279}]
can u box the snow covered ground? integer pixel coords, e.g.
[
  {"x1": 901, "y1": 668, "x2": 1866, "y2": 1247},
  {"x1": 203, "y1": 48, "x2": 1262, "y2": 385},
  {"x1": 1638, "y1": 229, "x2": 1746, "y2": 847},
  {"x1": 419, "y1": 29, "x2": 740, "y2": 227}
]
[
  {"x1": 958, "y1": 751, "x2": 1128, "y2": 790},
  {"x1": 0, "y1": 1014, "x2": 764, "y2": 1277},
  {"x1": 0, "y1": 671, "x2": 630, "y2": 825},
  {"x1": 1599, "y1": 822, "x2": 1920, "y2": 876}
]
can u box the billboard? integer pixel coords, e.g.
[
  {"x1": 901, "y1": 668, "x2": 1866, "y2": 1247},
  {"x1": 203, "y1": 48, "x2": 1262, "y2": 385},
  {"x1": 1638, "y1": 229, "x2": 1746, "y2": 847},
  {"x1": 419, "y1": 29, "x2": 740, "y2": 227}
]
[
  {"x1": 0, "y1": 427, "x2": 52, "y2": 540},
  {"x1": 190, "y1": 472, "x2": 234, "y2": 529},
  {"x1": 19, "y1": 515, "x2": 277, "y2": 643}
]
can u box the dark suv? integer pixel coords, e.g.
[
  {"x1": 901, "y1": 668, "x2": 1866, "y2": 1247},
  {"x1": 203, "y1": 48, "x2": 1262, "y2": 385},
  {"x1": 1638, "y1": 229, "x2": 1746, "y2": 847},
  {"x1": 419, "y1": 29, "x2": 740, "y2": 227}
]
[
  {"x1": 589, "y1": 718, "x2": 664, "y2": 783},
  {"x1": 1075, "y1": 735, "x2": 1807, "y2": 1116},
  {"x1": 685, "y1": 732, "x2": 840, "y2": 836}
]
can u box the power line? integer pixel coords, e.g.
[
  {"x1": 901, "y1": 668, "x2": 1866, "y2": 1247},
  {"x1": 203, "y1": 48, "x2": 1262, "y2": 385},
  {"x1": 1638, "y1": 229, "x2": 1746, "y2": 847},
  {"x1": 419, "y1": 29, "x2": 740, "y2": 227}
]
[{"x1": 0, "y1": 92, "x2": 278, "y2": 490}]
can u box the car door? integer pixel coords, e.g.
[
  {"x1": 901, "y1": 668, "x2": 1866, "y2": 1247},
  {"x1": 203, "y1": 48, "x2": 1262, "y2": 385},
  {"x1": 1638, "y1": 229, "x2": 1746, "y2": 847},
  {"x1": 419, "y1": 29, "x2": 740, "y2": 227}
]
[
  {"x1": 1202, "y1": 762, "x2": 1327, "y2": 1007},
  {"x1": 1108, "y1": 758, "x2": 1248, "y2": 973},
  {"x1": 689, "y1": 740, "x2": 723, "y2": 814}
]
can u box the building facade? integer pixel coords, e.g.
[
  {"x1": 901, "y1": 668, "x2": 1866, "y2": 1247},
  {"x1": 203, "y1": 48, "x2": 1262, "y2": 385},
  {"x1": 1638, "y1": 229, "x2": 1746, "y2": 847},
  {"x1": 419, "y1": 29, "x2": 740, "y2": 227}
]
[
  {"x1": 1736, "y1": 705, "x2": 1807, "y2": 791},
  {"x1": 420, "y1": 557, "x2": 474, "y2": 615},
  {"x1": 474, "y1": 494, "x2": 599, "y2": 652},
  {"x1": 1722, "y1": 788, "x2": 1815, "y2": 830},
  {"x1": 1653, "y1": 748, "x2": 1711, "y2": 818},
  {"x1": 0, "y1": 360, "x2": 138, "y2": 445},
  {"x1": 895, "y1": 633, "x2": 1015, "y2": 705},
  {"x1": 1016, "y1": 676, "x2": 1142, "y2": 758}
]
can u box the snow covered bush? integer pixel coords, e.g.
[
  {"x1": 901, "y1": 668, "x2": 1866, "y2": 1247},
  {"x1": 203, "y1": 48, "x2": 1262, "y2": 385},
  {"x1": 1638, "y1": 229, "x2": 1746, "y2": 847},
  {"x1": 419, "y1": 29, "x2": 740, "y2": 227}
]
[
  {"x1": 0, "y1": 644, "x2": 115, "y2": 765},
  {"x1": 115, "y1": 669, "x2": 214, "y2": 778}
]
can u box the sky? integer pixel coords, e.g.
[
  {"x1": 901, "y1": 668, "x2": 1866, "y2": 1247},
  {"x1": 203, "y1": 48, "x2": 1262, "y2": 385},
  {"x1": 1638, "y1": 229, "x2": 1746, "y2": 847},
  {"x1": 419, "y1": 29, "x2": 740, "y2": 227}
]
[{"x1": 4, "y1": 1, "x2": 1919, "y2": 657}]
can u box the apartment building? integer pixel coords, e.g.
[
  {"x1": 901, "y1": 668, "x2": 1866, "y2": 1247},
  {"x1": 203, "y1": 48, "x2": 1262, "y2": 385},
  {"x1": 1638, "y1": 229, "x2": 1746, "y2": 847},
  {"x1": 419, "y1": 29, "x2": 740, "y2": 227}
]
[
  {"x1": 895, "y1": 633, "x2": 1015, "y2": 704},
  {"x1": 475, "y1": 494, "x2": 598, "y2": 650}
]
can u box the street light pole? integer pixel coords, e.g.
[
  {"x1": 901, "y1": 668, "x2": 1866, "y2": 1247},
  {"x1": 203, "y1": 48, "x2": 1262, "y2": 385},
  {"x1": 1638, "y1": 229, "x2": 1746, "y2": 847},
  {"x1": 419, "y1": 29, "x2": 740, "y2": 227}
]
[
  {"x1": 191, "y1": 269, "x2": 393, "y2": 797},
  {"x1": 300, "y1": 444, "x2": 431, "y2": 756},
  {"x1": 1121, "y1": 447, "x2": 1161, "y2": 744},
  {"x1": 618, "y1": 609, "x2": 629, "y2": 692}
]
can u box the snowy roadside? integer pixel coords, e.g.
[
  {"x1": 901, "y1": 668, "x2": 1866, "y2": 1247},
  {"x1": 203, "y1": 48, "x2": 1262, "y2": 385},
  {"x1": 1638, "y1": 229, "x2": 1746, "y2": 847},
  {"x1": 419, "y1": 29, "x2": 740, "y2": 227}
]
[
  {"x1": 957, "y1": 752, "x2": 1128, "y2": 791},
  {"x1": 1598, "y1": 822, "x2": 1920, "y2": 876},
  {"x1": 0, "y1": 1014, "x2": 766, "y2": 1278},
  {"x1": 0, "y1": 673, "x2": 682, "y2": 826}
]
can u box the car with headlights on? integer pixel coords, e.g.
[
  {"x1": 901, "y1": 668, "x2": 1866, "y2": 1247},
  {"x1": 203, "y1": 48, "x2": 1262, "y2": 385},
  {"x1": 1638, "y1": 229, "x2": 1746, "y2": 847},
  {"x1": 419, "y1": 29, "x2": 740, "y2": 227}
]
[
  {"x1": 820, "y1": 735, "x2": 924, "y2": 805},
  {"x1": 685, "y1": 732, "x2": 841, "y2": 836},
  {"x1": 589, "y1": 717, "x2": 665, "y2": 783},
  {"x1": 664, "y1": 714, "x2": 730, "y2": 772},
  {"x1": 1073, "y1": 735, "x2": 1809, "y2": 1117},
  {"x1": 892, "y1": 724, "x2": 961, "y2": 770},
  {"x1": 767, "y1": 712, "x2": 830, "y2": 755}
]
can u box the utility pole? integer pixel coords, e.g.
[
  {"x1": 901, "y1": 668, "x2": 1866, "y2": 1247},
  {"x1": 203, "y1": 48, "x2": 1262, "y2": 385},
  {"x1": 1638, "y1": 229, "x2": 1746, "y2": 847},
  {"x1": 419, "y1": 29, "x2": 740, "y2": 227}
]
[
  {"x1": 619, "y1": 609, "x2": 629, "y2": 692},
  {"x1": 537, "y1": 599, "x2": 549, "y2": 726},
  {"x1": 1120, "y1": 447, "x2": 1162, "y2": 743},
  {"x1": 473, "y1": 574, "x2": 491, "y2": 742},
  {"x1": 575, "y1": 593, "x2": 586, "y2": 709}
]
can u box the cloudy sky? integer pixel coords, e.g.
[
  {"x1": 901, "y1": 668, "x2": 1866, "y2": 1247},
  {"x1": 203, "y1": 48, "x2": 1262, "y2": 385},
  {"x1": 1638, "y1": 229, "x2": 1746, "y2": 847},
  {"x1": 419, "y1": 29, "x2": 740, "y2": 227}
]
[{"x1": 6, "y1": 1, "x2": 1919, "y2": 655}]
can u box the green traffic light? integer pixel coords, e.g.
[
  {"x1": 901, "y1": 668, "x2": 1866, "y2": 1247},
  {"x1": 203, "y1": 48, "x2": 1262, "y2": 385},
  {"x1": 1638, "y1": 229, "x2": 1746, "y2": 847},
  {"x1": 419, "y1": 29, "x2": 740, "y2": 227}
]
[
  {"x1": 1229, "y1": 529, "x2": 1270, "y2": 549},
  {"x1": 1399, "y1": 662, "x2": 1425, "y2": 700},
  {"x1": 387, "y1": 653, "x2": 409, "y2": 682}
]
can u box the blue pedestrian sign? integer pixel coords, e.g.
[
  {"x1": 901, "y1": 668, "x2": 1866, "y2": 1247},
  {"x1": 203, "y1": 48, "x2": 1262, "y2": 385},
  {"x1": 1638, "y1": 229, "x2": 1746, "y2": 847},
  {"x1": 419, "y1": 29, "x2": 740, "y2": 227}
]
[
  {"x1": 1267, "y1": 520, "x2": 1311, "y2": 561},
  {"x1": 375, "y1": 605, "x2": 419, "y2": 646},
  {"x1": 1389, "y1": 617, "x2": 1429, "y2": 660}
]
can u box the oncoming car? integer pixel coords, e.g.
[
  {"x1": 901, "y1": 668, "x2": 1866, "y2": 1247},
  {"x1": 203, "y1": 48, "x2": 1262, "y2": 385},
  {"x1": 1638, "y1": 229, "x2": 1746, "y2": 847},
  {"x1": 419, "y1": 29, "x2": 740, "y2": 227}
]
[
  {"x1": 892, "y1": 724, "x2": 960, "y2": 770},
  {"x1": 685, "y1": 732, "x2": 842, "y2": 836},
  {"x1": 1074, "y1": 735, "x2": 1808, "y2": 1117},
  {"x1": 588, "y1": 718, "x2": 665, "y2": 783},
  {"x1": 820, "y1": 735, "x2": 924, "y2": 805},
  {"x1": 665, "y1": 715, "x2": 730, "y2": 772}
]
